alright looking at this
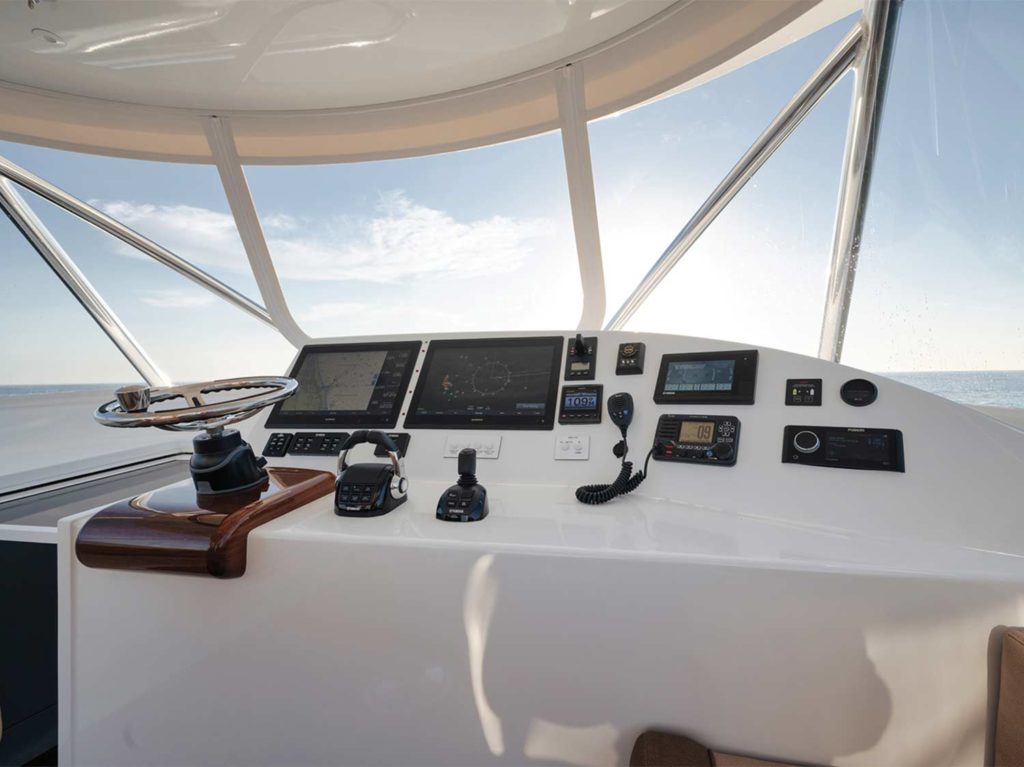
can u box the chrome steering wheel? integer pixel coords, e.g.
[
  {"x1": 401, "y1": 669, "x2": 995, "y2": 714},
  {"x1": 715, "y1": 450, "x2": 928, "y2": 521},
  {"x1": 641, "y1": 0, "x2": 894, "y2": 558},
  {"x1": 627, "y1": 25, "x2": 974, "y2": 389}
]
[{"x1": 94, "y1": 377, "x2": 298, "y2": 433}]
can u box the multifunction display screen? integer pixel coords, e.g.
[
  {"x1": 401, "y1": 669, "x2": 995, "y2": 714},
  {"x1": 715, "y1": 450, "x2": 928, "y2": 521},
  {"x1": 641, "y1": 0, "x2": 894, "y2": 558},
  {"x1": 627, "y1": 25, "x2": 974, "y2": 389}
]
[
  {"x1": 679, "y1": 420, "x2": 716, "y2": 444},
  {"x1": 405, "y1": 337, "x2": 562, "y2": 430},
  {"x1": 266, "y1": 341, "x2": 421, "y2": 428},
  {"x1": 654, "y1": 349, "x2": 758, "y2": 405}
]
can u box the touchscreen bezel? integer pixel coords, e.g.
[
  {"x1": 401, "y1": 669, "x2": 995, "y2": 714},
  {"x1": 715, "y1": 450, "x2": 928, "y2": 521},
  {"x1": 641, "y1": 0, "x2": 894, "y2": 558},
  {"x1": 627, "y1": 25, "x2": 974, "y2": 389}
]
[
  {"x1": 265, "y1": 340, "x2": 422, "y2": 428},
  {"x1": 653, "y1": 349, "x2": 759, "y2": 405},
  {"x1": 404, "y1": 336, "x2": 563, "y2": 430}
]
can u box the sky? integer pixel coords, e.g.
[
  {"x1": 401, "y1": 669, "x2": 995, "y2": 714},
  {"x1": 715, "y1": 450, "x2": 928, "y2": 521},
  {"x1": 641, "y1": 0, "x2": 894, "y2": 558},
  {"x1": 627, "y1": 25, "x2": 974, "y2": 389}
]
[{"x1": 0, "y1": 0, "x2": 1022, "y2": 385}]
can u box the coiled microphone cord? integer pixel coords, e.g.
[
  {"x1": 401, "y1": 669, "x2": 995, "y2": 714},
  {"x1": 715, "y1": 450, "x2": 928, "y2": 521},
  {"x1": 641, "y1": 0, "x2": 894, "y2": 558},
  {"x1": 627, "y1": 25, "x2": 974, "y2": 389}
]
[{"x1": 575, "y1": 431, "x2": 654, "y2": 505}]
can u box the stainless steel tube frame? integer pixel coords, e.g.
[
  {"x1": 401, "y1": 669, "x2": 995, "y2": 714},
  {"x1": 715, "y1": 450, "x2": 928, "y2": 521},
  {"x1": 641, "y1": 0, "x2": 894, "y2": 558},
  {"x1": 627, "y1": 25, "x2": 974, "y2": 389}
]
[
  {"x1": 0, "y1": 154, "x2": 273, "y2": 330},
  {"x1": 818, "y1": 0, "x2": 902, "y2": 361},
  {"x1": 0, "y1": 177, "x2": 170, "y2": 386},
  {"x1": 605, "y1": 22, "x2": 863, "y2": 331}
]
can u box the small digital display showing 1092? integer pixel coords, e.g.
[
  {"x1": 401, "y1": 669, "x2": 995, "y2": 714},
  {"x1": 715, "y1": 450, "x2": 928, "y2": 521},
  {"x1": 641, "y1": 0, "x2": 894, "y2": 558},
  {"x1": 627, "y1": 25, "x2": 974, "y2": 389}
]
[{"x1": 564, "y1": 391, "x2": 599, "y2": 411}]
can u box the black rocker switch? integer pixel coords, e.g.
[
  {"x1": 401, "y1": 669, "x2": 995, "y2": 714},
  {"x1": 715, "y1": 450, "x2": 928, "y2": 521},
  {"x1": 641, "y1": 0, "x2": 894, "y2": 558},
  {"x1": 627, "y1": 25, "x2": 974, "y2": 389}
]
[
  {"x1": 572, "y1": 333, "x2": 587, "y2": 356},
  {"x1": 437, "y1": 448, "x2": 489, "y2": 523},
  {"x1": 564, "y1": 333, "x2": 597, "y2": 380}
]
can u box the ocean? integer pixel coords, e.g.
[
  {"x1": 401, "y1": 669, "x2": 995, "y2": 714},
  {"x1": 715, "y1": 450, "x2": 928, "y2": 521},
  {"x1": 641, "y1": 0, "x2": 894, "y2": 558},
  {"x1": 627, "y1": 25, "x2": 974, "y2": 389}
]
[
  {"x1": 884, "y1": 371, "x2": 1024, "y2": 410},
  {"x1": 1, "y1": 372, "x2": 1022, "y2": 409}
]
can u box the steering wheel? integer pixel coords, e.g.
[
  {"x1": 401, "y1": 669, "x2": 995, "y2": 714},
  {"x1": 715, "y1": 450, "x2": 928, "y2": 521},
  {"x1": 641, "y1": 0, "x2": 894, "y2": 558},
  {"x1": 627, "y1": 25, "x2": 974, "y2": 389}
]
[{"x1": 94, "y1": 377, "x2": 298, "y2": 433}]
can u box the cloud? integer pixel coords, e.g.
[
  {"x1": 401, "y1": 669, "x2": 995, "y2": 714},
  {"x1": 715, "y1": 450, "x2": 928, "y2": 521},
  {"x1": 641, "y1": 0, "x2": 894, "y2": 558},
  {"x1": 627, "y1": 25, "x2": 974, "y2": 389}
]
[
  {"x1": 140, "y1": 289, "x2": 218, "y2": 308},
  {"x1": 95, "y1": 192, "x2": 551, "y2": 284},
  {"x1": 297, "y1": 301, "x2": 460, "y2": 335}
]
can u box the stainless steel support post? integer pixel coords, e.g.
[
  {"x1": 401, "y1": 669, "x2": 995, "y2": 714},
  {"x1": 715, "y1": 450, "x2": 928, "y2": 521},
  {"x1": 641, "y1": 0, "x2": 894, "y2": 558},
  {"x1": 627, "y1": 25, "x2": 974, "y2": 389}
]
[
  {"x1": 818, "y1": 0, "x2": 902, "y2": 361},
  {"x1": 0, "y1": 155, "x2": 273, "y2": 330},
  {"x1": 0, "y1": 178, "x2": 170, "y2": 386},
  {"x1": 605, "y1": 23, "x2": 863, "y2": 331}
]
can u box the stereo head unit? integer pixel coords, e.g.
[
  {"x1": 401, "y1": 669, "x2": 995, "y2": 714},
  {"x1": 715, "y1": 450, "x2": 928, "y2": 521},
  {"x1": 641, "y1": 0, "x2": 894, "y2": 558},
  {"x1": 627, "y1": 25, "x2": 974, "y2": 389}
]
[
  {"x1": 654, "y1": 349, "x2": 758, "y2": 405},
  {"x1": 782, "y1": 425, "x2": 904, "y2": 472}
]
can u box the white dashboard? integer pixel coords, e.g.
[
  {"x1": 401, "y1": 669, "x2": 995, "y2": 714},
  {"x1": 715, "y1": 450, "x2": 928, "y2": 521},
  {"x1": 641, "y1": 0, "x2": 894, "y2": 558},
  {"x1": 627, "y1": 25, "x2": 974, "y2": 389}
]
[{"x1": 245, "y1": 330, "x2": 1024, "y2": 567}]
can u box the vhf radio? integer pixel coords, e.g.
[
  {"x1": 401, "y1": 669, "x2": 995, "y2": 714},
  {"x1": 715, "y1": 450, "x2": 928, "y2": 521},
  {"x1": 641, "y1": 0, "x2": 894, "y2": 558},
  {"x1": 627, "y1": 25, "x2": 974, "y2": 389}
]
[{"x1": 652, "y1": 414, "x2": 739, "y2": 466}]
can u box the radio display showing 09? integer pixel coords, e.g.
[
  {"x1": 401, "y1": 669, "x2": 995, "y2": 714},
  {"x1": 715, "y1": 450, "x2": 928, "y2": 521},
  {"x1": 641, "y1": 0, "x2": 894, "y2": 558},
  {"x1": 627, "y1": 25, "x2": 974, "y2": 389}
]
[{"x1": 680, "y1": 420, "x2": 716, "y2": 445}]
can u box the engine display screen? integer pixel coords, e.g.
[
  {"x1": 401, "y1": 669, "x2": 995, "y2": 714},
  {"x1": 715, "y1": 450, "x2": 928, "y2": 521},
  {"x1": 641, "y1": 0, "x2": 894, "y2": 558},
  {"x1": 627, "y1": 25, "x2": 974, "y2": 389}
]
[
  {"x1": 664, "y1": 360, "x2": 736, "y2": 393},
  {"x1": 405, "y1": 337, "x2": 562, "y2": 430},
  {"x1": 679, "y1": 420, "x2": 716, "y2": 444},
  {"x1": 654, "y1": 350, "x2": 758, "y2": 404},
  {"x1": 266, "y1": 341, "x2": 421, "y2": 428}
]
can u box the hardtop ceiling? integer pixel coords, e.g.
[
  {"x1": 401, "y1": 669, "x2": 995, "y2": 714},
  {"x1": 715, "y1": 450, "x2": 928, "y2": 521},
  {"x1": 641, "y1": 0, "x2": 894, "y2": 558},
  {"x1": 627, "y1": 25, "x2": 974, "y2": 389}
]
[{"x1": 0, "y1": 0, "x2": 856, "y2": 162}]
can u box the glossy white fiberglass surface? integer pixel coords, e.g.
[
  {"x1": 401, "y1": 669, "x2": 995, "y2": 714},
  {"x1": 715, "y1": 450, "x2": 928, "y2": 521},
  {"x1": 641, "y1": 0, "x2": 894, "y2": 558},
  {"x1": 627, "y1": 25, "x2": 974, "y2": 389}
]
[
  {"x1": 59, "y1": 331, "x2": 1024, "y2": 766},
  {"x1": 0, "y1": 0, "x2": 671, "y2": 111}
]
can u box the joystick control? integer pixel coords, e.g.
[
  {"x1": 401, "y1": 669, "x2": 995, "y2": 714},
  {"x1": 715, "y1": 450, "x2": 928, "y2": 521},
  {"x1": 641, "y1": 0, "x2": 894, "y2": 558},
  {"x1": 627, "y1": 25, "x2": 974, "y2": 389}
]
[{"x1": 437, "y1": 448, "x2": 489, "y2": 522}]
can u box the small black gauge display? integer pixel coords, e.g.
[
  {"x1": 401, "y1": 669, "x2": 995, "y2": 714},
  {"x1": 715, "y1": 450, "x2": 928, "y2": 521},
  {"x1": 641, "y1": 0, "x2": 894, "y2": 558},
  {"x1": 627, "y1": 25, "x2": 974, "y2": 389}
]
[
  {"x1": 840, "y1": 378, "x2": 878, "y2": 407},
  {"x1": 558, "y1": 385, "x2": 603, "y2": 424}
]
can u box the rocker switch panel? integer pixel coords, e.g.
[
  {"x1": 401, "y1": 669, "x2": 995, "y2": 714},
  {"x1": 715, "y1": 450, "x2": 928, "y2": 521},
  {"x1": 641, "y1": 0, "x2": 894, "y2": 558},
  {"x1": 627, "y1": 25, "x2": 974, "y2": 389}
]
[{"x1": 565, "y1": 334, "x2": 597, "y2": 380}]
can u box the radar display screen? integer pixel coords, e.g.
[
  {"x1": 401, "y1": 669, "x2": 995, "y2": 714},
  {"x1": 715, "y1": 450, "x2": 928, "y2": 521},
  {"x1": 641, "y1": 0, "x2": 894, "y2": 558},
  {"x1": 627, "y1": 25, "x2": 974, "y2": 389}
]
[
  {"x1": 404, "y1": 337, "x2": 562, "y2": 430},
  {"x1": 266, "y1": 341, "x2": 421, "y2": 428}
]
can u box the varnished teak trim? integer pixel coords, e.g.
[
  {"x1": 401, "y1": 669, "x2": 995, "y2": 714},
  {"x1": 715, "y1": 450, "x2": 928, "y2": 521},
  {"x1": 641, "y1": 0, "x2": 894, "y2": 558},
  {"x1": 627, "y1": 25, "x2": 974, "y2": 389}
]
[{"x1": 75, "y1": 467, "x2": 334, "y2": 578}]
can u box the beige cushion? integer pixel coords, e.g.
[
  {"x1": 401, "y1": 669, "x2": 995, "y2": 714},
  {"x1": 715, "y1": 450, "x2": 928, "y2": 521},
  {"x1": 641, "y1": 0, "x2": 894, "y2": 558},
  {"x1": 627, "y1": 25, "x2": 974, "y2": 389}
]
[{"x1": 997, "y1": 628, "x2": 1024, "y2": 766}]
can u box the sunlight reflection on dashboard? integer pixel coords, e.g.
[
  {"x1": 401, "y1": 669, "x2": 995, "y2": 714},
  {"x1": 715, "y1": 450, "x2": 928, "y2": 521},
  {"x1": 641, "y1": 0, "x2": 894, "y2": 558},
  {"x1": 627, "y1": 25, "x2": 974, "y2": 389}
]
[{"x1": 463, "y1": 553, "x2": 504, "y2": 756}]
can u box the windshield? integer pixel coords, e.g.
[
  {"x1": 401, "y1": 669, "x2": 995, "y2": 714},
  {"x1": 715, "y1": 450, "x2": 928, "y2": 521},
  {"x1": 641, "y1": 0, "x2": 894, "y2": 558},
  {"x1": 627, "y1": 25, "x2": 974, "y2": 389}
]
[{"x1": 0, "y1": 1, "x2": 1020, "y2": 413}]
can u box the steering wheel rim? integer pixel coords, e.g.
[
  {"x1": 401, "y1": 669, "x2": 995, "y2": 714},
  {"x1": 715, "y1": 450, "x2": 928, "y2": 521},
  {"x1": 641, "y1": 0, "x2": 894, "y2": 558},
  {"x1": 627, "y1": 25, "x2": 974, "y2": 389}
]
[{"x1": 94, "y1": 376, "x2": 298, "y2": 432}]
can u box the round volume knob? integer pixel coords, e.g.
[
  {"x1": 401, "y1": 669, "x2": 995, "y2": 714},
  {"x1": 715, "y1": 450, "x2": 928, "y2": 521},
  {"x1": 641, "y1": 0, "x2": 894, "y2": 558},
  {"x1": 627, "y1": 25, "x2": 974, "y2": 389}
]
[
  {"x1": 711, "y1": 442, "x2": 734, "y2": 461},
  {"x1": 793, "y1": 430, "x2": 821, "y2": 454}
]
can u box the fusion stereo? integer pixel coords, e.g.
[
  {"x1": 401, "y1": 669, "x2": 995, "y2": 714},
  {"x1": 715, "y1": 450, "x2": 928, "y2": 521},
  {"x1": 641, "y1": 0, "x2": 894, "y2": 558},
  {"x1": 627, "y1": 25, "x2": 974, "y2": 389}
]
[{"x1": 782, "y1": 425, "x2": 904, "y2": 472}]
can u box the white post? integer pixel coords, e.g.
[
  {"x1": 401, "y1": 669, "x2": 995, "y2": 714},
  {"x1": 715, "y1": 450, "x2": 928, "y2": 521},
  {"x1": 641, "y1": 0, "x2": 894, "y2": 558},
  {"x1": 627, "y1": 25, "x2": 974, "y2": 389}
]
[
  {"x1": 203, "y1": 116, "x2": 310, "y2": 348},
  {"x1": 555, "y1": 64, "x2": 607, "y2": 330}
]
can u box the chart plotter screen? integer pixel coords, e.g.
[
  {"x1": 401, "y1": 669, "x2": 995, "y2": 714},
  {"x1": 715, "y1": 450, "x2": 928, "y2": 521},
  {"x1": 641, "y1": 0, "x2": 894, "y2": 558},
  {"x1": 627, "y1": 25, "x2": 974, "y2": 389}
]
[
  {"x1": 405, "y1": 337, "x2": 562, "y2": 429},
  {"x1": 266, "y1": 341, "x2": 421, "y2": 428}
]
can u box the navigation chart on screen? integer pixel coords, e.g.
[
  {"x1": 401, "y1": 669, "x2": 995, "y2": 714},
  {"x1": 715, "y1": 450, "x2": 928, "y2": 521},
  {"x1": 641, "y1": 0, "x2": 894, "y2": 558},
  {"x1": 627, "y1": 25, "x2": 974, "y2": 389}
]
[{"x1": 285, "y1": 350, "x2": 388, "y2": 412}]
